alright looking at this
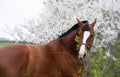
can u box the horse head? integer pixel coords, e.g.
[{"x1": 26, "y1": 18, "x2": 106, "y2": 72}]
[{"x1": 77, "y1": 18, "x2": 97, "y2": 59}]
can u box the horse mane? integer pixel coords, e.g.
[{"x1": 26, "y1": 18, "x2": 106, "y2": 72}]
[
  {"x1": 59, "y1": 21, "x2": 88, "y2": 38},
  {"x1": 59, "y1": 24, "x2": 79, "y2": 38}
]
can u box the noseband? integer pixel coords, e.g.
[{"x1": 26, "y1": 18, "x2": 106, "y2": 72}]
[
  {"x1": 79, "y1": 43, "x2": 91, "y2": 50},
  {"x1": 75, "y1": 23, "x2": 94, "y2": 51}
]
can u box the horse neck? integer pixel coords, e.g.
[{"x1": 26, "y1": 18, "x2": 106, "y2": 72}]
[{"x1": 60, "y1": 30, "x2": 77, "y2": 55}]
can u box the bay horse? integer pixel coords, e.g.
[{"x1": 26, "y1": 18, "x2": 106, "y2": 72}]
[{"x1": 0, "y1": 19, "x2": 96, "y2": 77}]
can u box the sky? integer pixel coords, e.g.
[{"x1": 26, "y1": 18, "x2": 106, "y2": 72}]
[{"x1": 0, "y1": 0, "x2": 44, "y2": 40}]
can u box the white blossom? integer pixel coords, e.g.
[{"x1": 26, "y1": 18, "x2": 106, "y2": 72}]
[{"x1": 11, "y1": 0, "x2": 120, "y2": 50}]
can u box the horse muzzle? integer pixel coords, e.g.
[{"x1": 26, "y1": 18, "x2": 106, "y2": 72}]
[{"x1": 79, "y1": 53, "x2": 86, "y2": 60}]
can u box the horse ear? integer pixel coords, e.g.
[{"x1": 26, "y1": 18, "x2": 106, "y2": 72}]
[
  {"x1": 76, "y1": 18, "x2": 84, "y2": 27},
  {"x1": 91, "y1": 18, "x2": 97, "y2": 28}
]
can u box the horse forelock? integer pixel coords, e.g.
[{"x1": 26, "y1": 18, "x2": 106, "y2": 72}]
[{"x1": 82, "y1": 23, "x2": 90, "y2": 31}]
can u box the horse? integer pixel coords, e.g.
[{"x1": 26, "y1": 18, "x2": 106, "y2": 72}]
[{"x1": 0, "y1": 18, "x2": 96, "y2": 77}]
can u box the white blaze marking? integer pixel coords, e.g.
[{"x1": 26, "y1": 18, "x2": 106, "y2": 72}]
[{"x1": 79, "y1": 31, "x2": 90, "y2": 58}]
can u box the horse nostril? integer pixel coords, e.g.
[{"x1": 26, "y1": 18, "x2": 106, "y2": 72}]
[
  {"x1": 83, "y1": 53, "x2": 86, "y2": 59},
  {"x1": 80, "y1": 57, "x2": 83, "y2": 60},
  {"x1": 79, "y1": 53, "x2": 86, "y2": 60},
  {"x1": 79, "y1": 54, "x2": 84, "y2": 60}
]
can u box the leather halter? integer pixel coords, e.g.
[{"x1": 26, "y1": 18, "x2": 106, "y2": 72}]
[
  {"x1": 77, "y1": 24, "x2": 94, "y2": 51},
  {"x1": 79, "y1": 43, "x2": 91, "y2": 50}
]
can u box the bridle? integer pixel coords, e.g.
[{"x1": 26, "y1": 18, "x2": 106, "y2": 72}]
[
  {"x1": 76, "y1": 34, "x2": 93, "y2": 51},
  {"x1": 80, "y1": 43, "x2": 91, "y2": 50},
  {"x1": 76, "y1": 18, "x2": 96, "y2": 60},
  {"x1": 76, "y1": 24, "x2": 94, "y2": 51}
]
